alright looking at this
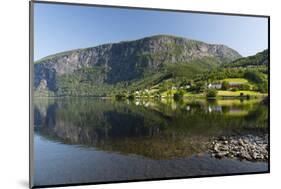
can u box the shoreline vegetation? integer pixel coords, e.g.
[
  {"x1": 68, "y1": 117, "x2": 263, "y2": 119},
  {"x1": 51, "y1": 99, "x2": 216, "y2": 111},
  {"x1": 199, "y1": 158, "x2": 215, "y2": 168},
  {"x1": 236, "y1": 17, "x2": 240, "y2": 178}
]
[
  {"x1": 34, "y1": 90, "x2": 268, "y2": 100},
  {"x1": 34, "y1": 76, "x2": 268, "y2": 100}
]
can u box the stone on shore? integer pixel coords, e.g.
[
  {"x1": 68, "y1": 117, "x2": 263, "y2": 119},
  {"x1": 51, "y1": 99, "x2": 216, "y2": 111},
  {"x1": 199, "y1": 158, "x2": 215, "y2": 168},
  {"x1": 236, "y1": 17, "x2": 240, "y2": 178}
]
[{"x1": 209, "y1": 134, "x2": 268, "y2": 162}]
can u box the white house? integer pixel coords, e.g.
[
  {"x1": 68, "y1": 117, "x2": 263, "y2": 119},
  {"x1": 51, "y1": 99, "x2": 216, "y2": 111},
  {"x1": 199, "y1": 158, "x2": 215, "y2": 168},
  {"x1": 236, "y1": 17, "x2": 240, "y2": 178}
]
[
  {"x1": 185, "y1": 85, "x2": 191, "y2": 89},
  {"x1": 208, "y1": 83, "x2": 222, "y2": 89}
]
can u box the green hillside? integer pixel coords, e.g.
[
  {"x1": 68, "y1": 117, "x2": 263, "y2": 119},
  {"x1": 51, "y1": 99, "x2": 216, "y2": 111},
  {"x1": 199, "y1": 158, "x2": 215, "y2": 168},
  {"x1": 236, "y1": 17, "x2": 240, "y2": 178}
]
[
  {"x1": 33, "y1": 35, "x2": 268, "y2": 98},
  {"x1": 223, "y1": 49, "x2": 268, "y2": 68}
]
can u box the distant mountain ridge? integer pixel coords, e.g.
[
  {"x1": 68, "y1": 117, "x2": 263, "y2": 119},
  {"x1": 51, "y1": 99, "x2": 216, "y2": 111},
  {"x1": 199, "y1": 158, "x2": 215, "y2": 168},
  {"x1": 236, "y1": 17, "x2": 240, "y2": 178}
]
[
  {"x1": 223, "y1": 49, "x2": 268, "y2": 68},
  {"x1": 34, "y1": 35, "x2": 243, "y2": 96}
]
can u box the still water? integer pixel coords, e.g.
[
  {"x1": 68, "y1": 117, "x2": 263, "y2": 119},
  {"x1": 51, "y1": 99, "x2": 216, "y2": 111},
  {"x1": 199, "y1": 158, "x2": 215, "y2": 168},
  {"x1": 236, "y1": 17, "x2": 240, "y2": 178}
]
[{"x1": 33, "y1": 98, "x2": 268, "y2": 186}]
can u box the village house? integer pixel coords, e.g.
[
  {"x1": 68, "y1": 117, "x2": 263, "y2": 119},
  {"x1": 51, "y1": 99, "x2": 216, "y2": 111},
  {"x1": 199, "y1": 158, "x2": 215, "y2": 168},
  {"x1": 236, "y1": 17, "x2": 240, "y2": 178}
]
[
  {"x1": 228, "y1": 82, "x2": 244, "y2": 88},
  {"x1": 208, "y1": 83, "x2": 222, "y2": 89},
  {"x1": 180, "y1": 85, "x2": 190, "y2": 89}
]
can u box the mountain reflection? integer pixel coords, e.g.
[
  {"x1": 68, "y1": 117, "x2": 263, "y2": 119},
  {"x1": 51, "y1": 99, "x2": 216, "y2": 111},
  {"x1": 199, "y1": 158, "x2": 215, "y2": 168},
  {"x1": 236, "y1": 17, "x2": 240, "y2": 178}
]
[{"x1": 34, "y1": 98, "x2": 268, "y2": 159}]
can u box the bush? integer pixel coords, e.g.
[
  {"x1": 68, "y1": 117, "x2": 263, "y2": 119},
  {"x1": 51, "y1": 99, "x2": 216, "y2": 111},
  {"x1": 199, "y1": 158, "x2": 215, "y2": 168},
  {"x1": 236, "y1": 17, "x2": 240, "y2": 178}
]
[
  {"x1": 128, "y1": 94, "x2": 135, "y2": 100},
  {"x1": 252, "y1": 85, "x2": 259, "y2": 91},
  {"x1": 173, "y1": 90, "x2": 184, "y2": 101},
  {"x1": 221, "y1": 81, "x2": 229, "y2": 90},
  {"x1": 191, "y1": 81, "x2": 205, "y2": 93},
  {"x1": 258, "y1": 81, "x2": 268, "y2": 93},
  {"x1": 206, "y1": 89, "x2": 218, "y2": 98},
  {"x1": 239, "y1": 84, "x2": 250, "y2": 90},
  {"x1": 115, "y1": 94, "x2": 126, "y2": 100},
  {"x1": 244, "y1": 71, "x2": 264, "y2": 83},
  {"x1": 231, "y1": 88, "x2": 238, "y2": 92}
]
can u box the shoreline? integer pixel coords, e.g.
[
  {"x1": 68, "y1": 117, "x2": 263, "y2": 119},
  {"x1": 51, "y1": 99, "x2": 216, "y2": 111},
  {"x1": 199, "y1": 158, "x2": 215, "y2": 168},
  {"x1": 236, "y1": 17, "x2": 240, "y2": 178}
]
[
  {"x1": 33, "y1": 95, "x2": 268, "y2": 99},
  {"x1": 209, "y1": 134, "x2": 268, "y2": 162}
]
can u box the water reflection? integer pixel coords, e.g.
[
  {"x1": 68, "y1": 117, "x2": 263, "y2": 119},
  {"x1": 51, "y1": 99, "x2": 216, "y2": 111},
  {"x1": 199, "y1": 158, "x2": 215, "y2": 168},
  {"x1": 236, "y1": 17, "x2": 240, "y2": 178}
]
[{"x1": 34, "y1": 98, "x2": 268, "y2": 159}]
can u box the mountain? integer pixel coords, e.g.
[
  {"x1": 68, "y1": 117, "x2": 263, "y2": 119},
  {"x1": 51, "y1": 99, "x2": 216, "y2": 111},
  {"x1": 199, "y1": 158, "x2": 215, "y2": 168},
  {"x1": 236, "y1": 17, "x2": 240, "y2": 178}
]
[
  {"x1": 223, "y1": 49, "x2": 268, "y2": 68},
  {"x1": 34, "y1": 35, "x2": 242, "y2": 96}
]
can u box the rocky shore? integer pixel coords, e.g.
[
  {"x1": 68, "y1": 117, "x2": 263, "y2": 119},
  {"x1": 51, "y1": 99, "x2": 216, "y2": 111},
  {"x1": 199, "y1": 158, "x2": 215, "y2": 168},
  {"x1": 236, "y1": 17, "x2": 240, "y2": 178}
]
[{"x1": 209, "y1": 134, "x2": 268, "y2": 161}]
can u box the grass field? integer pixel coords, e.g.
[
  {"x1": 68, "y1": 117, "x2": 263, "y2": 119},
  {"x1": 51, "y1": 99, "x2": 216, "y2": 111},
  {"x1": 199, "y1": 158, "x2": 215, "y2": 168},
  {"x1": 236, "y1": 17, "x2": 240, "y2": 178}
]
[
  {"x1": 217, "y1": 90, "x2": 266, "y2": 97},
  {"x1": 220, "y1": 78, "x2": 248, "y2": 83},
  {"x1": 160, "y1": 89, "x2": 205, "y2": 98},
  {"x1": 219, "y1": 78, "x2": 257, "y2": 91}
]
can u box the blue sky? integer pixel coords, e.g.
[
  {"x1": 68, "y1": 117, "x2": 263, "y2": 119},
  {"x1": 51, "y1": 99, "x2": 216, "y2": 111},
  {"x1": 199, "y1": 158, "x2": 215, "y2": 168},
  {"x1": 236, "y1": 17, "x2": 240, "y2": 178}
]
[{"x1": 34, "y1": 3, "x2": 268, "y2": 61}]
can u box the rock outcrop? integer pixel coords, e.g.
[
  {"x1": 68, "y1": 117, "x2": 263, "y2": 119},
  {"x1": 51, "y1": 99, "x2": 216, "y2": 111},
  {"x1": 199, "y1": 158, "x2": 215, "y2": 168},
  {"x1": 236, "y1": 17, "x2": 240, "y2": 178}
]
[{"x1": 210, "y1": 134, "x2": 268, "y2": 161}]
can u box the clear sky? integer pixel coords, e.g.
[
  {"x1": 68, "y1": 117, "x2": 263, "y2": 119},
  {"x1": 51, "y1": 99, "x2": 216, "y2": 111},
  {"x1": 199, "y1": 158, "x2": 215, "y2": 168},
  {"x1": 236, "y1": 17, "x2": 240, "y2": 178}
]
[{"x1": 34, "y1": 2, "x2": 268, "y2": 61}]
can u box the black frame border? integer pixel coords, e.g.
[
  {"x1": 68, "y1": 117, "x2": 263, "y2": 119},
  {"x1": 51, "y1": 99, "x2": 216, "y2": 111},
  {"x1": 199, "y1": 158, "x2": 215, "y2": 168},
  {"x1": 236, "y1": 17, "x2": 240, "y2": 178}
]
[{"x1": 29, "y1": 0, "x2": 270, "y2": 188}]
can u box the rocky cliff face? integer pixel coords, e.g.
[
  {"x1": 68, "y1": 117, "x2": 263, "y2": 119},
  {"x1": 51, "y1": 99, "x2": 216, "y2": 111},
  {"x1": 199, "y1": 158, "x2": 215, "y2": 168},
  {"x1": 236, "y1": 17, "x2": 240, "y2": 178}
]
[{"x1": 34, "y1": 35, "x2": 242, "y2": 93}]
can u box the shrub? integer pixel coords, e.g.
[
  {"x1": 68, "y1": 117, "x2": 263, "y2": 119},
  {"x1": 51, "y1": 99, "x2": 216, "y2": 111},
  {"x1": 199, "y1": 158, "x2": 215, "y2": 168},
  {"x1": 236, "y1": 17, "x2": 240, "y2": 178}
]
[
  {"x1": 191, "y1": 81, "x2": 205, "y2": 93},
  {"x1": 115, "y1": 94, "x2": 126, "y2": 100},
  {"x1": 173, "y1": 90, "x2": 184, "y2": 101},
  {"x1": 244, "y1": 71, "x2": 264, "y2": 83},
  {"x1": 239, "y1": 84, "x2": 250, "y2": 90},
  {"x1": 252, "y1": 85, "x2": 259, "y2": 91},
  {"x1": 206, "y1": 89, "x2": 218, "y2": 98},
  {"x1": 128, "y1": 94, "x2": 135, "y2": 100},
  {"x1": 221, "y1": 81, "x2": 229, "y2": 90},
  {"x1": 258, "y1": 81, "x2": 268, "y2": 93}
]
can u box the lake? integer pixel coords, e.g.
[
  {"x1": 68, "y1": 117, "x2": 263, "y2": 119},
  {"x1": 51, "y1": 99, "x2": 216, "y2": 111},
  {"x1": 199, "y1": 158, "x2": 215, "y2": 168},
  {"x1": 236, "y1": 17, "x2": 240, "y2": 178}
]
[{"x1": 33, "y1": 98, "x2": 268, "y2": 186}]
